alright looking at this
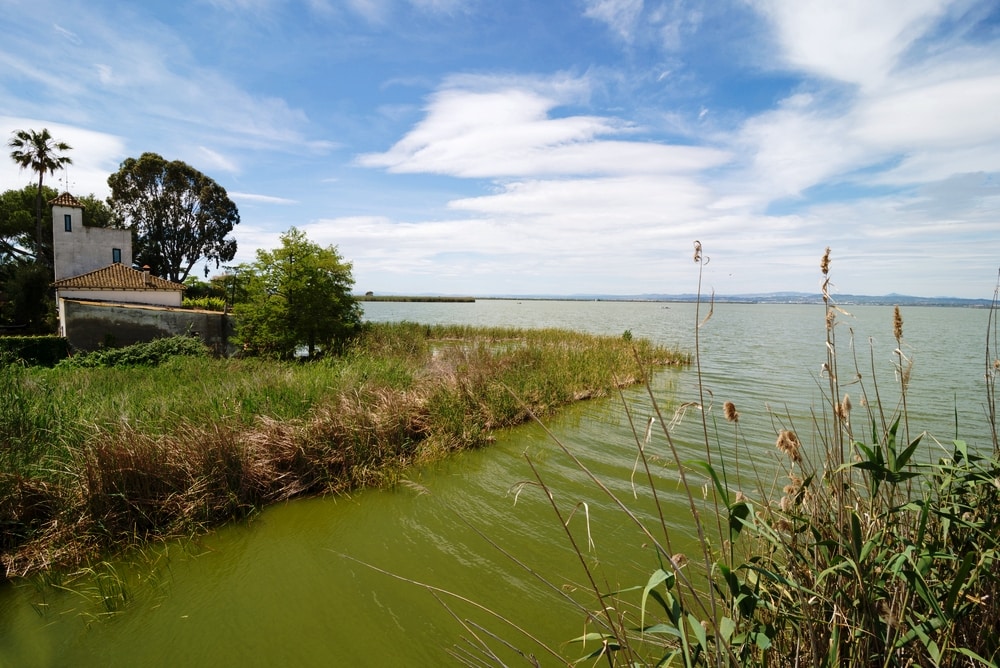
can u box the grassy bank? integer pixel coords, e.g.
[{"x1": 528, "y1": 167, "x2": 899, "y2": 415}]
[{"x1": 0, "y1": 322, "x2": 687, "y2": 578}]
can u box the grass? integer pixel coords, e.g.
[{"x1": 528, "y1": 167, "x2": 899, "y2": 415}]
[
  {"x1": 429, "y1": 245, "x2": 1000, "y2": 667},
  {"x1": 0, "y1": 322, "x2": 687, "y2": 579}
]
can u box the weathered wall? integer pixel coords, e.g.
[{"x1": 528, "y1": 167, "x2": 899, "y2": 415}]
[{"x1": 61, "y1": 299, "x2": 234, "y2": 354}]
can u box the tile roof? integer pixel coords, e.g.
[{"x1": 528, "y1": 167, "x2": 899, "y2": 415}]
[
  {"x1": 49, "y1": 192, "x2": 84, "y2": 208},
  {"x1": 51, "y1": 264, "x2": 185, "y2": 291}
]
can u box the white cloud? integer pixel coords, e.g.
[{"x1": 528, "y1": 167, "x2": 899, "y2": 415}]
[
  {"x1": 751, "y1": 0, "x2": 953, "y2": 88},
  {"x1": 229, "y1": 192, "x2": 298, "y2": 205},
  {"x1": 0, "y1": 117, "x2": 125, "y2": 197},
  {"x1": 197, "y1": 147, "x2": 241, "y2": 174},
  {"x1": 583, "y1": 0, "x2": 645, "y2": 42},
  {"x1": 359, "y1": 79, "x2": 730, "y2": 178}
]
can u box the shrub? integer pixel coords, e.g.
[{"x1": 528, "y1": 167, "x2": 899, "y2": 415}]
[
  {"x1": 0, "y1": 335, "x2": 68, "y2": 367},
  {"x1": 57, "y1": 336, "x2": 210, "y2": 369},
  {"x1": 182, "y1": 296, "x2": 227, "y2": 311}
]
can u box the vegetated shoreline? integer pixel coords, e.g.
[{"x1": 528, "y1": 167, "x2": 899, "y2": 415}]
[{"x1": 0, "y1": 322, "x2": 688, "y2": 580}]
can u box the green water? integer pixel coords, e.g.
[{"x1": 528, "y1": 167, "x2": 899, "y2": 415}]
[{"x1": 1, "y1": 301, "x2": 993, "y2": 666}]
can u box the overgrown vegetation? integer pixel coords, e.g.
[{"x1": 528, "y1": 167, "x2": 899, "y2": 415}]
[
  {"x1": 445, "y1": 245, "x2": 1000, "y2": 667},
  {"x1": 55, "y1": 335, "x2": 209, "y2": 368},
  {"x1": 0, "y1": 335, "x2": 68, "y2": 366},
  {"x1": 181, "y1": 296, "x2": 227, "y2": 311},
  {"x1": 0, "y1": 324, "x2": 686, "y2": 578}
]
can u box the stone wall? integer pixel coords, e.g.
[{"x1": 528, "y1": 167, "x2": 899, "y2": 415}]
[{"x1": 61, "y1": 299, "x2": 234, "y2": 354}]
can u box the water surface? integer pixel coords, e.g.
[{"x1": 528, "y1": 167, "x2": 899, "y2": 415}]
[{"x1": 1, "y1": 300, "x2": 993, "y2": 666}]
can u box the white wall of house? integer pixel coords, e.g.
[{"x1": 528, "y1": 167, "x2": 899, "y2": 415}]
[
  {"x1": 56, "y1": 288, "x2": 182, "y2": 307},
  {"x1": 52, "y1": 201, "x2": 133, "y2": 281}
]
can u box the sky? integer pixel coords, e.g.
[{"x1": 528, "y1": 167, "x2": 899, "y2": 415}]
[{"x1": 1, "y1": 0, "x2": 999, "y2": 299}]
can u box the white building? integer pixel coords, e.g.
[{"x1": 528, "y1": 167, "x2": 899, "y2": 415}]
[{"x1": 48, "y1": 192, "x2": 195, "y2": 348}]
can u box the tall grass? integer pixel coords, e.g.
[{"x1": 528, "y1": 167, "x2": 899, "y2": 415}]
[
  {"x1": 0, "y1": 323, "x2": 686, "y2": 579},
  {"x1": 443, "y1": 246, "x2": 1000, "y2": 667}
]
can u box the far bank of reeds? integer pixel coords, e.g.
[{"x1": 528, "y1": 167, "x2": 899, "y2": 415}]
[{"x1": 0, "y1": 323, "x2": 687, "y2": 578}]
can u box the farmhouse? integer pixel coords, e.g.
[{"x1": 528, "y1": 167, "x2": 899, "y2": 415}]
[{"x1": 49, "y1": 192, "x2": 231, "y2": 352}]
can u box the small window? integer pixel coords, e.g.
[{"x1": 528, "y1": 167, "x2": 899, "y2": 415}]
[
  {"x1": 64, "y1": 214, "x2": 72, "y2": 232},
  {"x1": 112, "y1": 248, "x2": 122, "y2": 264}
]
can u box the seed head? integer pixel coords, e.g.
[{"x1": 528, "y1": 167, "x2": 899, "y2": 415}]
[
  {"x1": 821, "y1": 247, "x2": 831, "y2": 276},
  {"x1": 723, "y1": 401, "x2": 739, "y2": 423},
  {"x1": 776, "y1": 429, "x2": 802, "y2": 464},
  {"x1": 836, "y1": 393, "x2": 852, "y2": 422},
  {"x1": 893, "y1": 306, "x2": 903, "y2": 342},
  {"x1": 693, "y1": 240, "x2": 702, "y2": 263}
]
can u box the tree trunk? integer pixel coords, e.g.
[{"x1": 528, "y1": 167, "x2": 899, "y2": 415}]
[{"x1": 35, "y1": 172, "x2": 44, "y2": 265}]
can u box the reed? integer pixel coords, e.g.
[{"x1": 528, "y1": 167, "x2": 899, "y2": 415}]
[
  {"x1": 445, "y1": 246, "x2": 1000, "y2": 667},
  {"x1": 0, "y1": 323, "x2": 686, "y2": 578}
]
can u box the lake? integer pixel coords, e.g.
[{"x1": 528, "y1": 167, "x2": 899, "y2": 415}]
[{"x1": 0, "y1": 300, "x2": 994, "y2": 666}]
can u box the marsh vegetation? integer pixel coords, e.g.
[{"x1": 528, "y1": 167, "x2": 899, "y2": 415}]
[{"x1": 0, "y1": 323, "x2": 686, "y2": 578}]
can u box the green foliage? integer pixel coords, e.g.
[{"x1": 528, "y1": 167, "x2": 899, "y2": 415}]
[
  {"x1": 182, "y1": 296, "x2": 227, "y2": 311},
  {"x1": 57, "y1": 335, "x2": 210, "y2": 369},
  {"x1": 233, "y1": 227, "x2": 362, "y2": 359},
  {"x1": 0, "y1": 335, "x2": 67, "y2": 366},
  {"x1": 0, "y1": 184, "x2": 57, "y2": 262},
  {"x1": 107, "y1": 152, "x2": 239, "y2": 283},
  {"x1": 1, "y1": 262, "x2": 57, "y2": 333},
  {"x1": 182, "y1": 274, "x2": 229, "y2": 300}
]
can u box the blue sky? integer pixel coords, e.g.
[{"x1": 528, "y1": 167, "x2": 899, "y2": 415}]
[{"x1": 2, "y1": 0, "x2": 999, "y2": 298}]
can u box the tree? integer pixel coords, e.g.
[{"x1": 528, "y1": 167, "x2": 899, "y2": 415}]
[
  {"x1": 107, "y1": 152, "x2": 239, "y2": 283},
  {"x1": 7, "y1": 128, "x2": 72, "y2": 266},
  {"x1": 234, "y1": 227, "x2": 361, "y2": 359},
  {"x1": 1, "y1": 261, "x2": 55, "y2": 333}
]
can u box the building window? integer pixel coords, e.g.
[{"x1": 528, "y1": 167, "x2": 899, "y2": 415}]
[
  {"x1": 64, "y1": 214, "x2": 72, "y2": 232},
  {"x1": 112, "y1": 248, "x2": 122, "y2": 264}
]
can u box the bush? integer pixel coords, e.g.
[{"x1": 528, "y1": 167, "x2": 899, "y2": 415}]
[
  {"x1": 57, "y1": 336, "x2": 210, "y2": 369},
  {"x1": 0, "y1": 335, "x2": 68, "y2": 367},
  {"x1": 182, "y1": 296, "x2": 227, "y2": 312}
]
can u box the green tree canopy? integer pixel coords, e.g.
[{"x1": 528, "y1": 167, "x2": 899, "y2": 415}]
[
  {"x1": 107, "y1": 152, "x2": 239, "y2": 283},
  {"x1": 234, "y1": 227, "x2": 361, "y2": 359},
  {"x1": 7, "y1": 128, "x2": 72, "y2": 267},
  {"x1": 1, "y1": 261, "x2": 55, "y2": 333}
]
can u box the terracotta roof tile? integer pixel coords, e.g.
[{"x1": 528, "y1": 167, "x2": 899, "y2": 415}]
[
  {"x1": 51, "y1": 264, "x2": 185, "y2": 291},
  {"x1": 49, "y1": 192, "x2": 84, "y2": 208}
]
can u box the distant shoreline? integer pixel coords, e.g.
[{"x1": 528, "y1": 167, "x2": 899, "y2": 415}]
[
  {"x1": 356, "y1": 295, "x2": 476, "y2": 303},
  {"x1": 356, "y1": 293, "x2": 994, "y2": 308}
]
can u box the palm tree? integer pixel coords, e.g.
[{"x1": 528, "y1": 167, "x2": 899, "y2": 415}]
[{"x1": 8, "y1": 128, "x2": 73, "y2": 265}]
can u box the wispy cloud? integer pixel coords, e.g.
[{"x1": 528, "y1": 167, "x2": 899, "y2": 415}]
[
  {"x1": 229, "y1": 192, "x2": 299, "y2": 205},
  {"x1": 751, "y1": 0, "x2": 953, "y2": 89},
  {"x1": 359, "y1": 76, "x2": 730, "y2": 178},
  {"x1": 583, "y1": 0, "x2": 645, "y2": 43}
]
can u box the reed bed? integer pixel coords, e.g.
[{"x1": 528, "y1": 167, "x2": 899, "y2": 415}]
[
  {"x1": 0, "y1": 322, "x2": 686, "y2": 578},
  {"x1": 443, "y1": 247, "x2": 1000, "y2": 667}
]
